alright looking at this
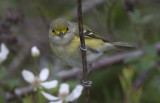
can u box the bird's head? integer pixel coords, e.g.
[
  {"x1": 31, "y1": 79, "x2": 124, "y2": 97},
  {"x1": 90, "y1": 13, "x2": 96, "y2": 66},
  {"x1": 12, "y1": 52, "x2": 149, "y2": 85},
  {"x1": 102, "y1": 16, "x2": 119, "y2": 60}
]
[
  {"x1": 49, "y1": 18, "x2": 76, "y2": 45},
  {"x1": 49, "y1": 18, "x2": 71, "y2": 37}
]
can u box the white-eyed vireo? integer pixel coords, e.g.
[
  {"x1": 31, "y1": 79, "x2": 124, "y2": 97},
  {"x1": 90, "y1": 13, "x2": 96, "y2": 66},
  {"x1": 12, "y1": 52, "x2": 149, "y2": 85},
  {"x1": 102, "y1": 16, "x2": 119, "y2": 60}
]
[{"x1": 49, "y1": 18, "x2": 134, "y2": 68}]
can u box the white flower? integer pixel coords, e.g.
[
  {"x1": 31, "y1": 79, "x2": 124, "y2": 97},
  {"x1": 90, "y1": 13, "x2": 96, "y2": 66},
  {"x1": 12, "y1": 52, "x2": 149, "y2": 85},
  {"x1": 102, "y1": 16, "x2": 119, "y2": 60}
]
[
  {"x1": 22, "y1": 68, "x2": 58, "y2": 90},
  {"x1": 0, "y1": 43, "x2": 9, "y2": 64},
  {"x1": 41, "y1": 83, "x2": 83, "y2": 103},
  {"x1": 31, "y1": 46, "x2": 40, "y2": 57}
]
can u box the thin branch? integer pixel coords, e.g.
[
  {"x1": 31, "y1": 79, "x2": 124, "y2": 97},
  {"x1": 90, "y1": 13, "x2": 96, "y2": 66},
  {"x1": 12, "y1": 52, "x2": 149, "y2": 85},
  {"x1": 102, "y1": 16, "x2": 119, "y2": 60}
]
[
  {"x1": 77, "y1": 0, "x2": 90, "y2": 103},
  {"x1": 133, "y1": 65, "x2": 156, "y2": 91},
  {"x1": 58, "y1": 50, "x2": 143, "y2": 80},
  {"x1": 133, "y1": 51, "x2": 160, "y2": 90}
]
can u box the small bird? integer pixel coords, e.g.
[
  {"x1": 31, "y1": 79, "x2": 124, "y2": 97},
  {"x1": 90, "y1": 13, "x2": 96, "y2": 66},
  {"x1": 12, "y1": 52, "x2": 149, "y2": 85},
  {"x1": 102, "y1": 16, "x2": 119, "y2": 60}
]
[{"x1": 49, "y1": 18, "x2": 134, "y2": 69}]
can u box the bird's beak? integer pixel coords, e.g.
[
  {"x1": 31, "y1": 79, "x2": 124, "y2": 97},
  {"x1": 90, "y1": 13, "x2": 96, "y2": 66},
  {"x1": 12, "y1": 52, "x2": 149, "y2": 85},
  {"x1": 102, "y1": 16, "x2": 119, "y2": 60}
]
[{"x1": 59, "y1": 32, "x2": 64, "y2": 37}]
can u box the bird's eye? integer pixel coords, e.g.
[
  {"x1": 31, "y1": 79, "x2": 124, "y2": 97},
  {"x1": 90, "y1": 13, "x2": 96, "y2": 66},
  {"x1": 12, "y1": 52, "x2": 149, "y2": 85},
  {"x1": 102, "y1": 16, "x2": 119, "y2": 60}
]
[
  {"x1": 52, "y1": 30, "x2": 55, "y2": 33},
  {"x1": 66, "y1": 27, "x2": 69, "y2": 31}
]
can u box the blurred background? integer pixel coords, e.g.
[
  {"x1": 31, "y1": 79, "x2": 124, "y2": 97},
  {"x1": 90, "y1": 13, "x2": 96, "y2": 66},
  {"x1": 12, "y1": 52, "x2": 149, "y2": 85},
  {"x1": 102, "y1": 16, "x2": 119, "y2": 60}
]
[{"x1": 0, "y1": 0, "x2": 160, "y2": 103}]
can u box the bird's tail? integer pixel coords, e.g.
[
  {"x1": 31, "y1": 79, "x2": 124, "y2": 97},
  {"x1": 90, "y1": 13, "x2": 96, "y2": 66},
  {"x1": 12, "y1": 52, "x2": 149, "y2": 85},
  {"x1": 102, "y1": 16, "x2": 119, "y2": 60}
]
[{"x1": 112, "y1": 42, "x2": 136, "y2": 50}]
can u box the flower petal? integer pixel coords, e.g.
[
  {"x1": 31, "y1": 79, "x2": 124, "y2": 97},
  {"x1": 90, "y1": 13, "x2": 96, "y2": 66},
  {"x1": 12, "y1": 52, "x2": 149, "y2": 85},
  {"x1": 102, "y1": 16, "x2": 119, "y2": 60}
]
[
  {"x1": 59, "y1": 83, "x2": 69, "y2": 94},
  {"x1": 66, "y1": 85, "x2": 83, "y2": 102},
  {"x1": 22, "y1": 70, "x2": 35, "y2": 83},
  {"x1": 39, "y1": 68, "x2": 49, "y2": 81},
  {"x1": 0, "y1": 43, "x2": 9, "y2": 64},
  {"x1": 40, "y1": 80, "x2": 58, "y2": 89},
  {"x1": 41, "y1": 91, "x2": 60, "y2": 101},
  {"x1": 50, "y1": 100, "x2": 63, "y2": 103}
]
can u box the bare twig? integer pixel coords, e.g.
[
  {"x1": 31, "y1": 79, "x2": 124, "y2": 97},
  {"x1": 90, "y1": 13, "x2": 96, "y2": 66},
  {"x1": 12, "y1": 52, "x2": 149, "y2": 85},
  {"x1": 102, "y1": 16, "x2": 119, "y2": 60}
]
[
  {"x1": 77, "y1": 0, "x2": 90, "y2": 103},
  {"x1": 133, "y1": 50, "x2": 160, "y2": 90},
  {"x1": 133, "y1": 66, "x2": 156, "y2": 90},
  {"x1": 58, "y1": 50, "x2": 143, "y2": 80}
]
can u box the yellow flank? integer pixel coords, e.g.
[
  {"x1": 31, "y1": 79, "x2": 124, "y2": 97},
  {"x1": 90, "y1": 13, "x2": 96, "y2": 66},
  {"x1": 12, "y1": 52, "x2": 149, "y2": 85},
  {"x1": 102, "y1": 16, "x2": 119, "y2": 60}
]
[{"x1": 68, "y1": 35, "x2": 105, "y2": 54}]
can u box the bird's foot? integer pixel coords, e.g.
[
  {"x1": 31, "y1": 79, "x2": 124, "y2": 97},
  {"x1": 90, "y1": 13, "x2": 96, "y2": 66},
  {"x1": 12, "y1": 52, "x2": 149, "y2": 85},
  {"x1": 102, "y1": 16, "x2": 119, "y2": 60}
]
[
  {"x1": 82, "y1": 80, "x2": 92, "y2": 88},
  {"x1": 79, "y1": 46, "x2": 88, "y2": 51}
]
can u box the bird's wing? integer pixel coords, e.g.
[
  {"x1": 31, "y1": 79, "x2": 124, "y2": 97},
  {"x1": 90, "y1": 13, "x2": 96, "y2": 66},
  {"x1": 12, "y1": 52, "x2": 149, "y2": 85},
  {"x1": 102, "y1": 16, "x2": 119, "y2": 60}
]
[
  {"x1": 83, "y1": 29, "x2": 110, "y2": 42},
  {"x1": 76, "y1": 24, "x2": 110, "y2": 42},
  {"x1": 73, "y1": 23, "x2": 135, "y2": 52},
  {"x1": 73, "y1": 22, "x2": 109, "y2": 42},
  {"x1": 74, "y1": 24, "x2": 110, "y2": 53}
]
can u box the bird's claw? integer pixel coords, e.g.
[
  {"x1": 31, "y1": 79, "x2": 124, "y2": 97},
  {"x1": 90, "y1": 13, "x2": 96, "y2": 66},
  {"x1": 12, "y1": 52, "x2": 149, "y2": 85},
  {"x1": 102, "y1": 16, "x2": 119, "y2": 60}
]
[
  {"x1": 82, "y1": 80, "x2": 92, "y2": 88},
  {"x1": 79, "y1": 46, "x2": 88, "y2": 51}
]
